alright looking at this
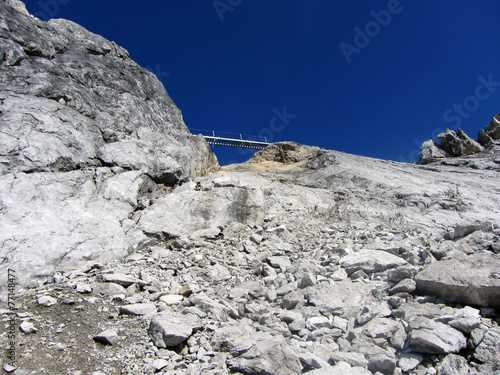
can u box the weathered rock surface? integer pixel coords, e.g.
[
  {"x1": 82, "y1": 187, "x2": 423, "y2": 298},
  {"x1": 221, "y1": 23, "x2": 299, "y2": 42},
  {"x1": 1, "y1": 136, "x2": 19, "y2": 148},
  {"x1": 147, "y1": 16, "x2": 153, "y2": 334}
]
[
  {"x1": 419, "y1": 140, "x2": 451, "y2": 164},
  {"x1": 408, "y1": 317, "x2": 467, "y2": 354},
  {"x1": 478, "y1": 114, "x2": 500, "y2": 145},
  {"x1": 420, "y1": 114, "x2": 500, "y2": 165},
  {"x1": 436, "y1": 354, "x2": 470, "y2": 375},
  {"x1": 0, "y1": 0, "x2": 218, "y2": 288},
  {"x1": 438, "y1": 129, "x2": 484, "y2": 156},
  {"x1": 148, "y1": 312, "x2": 200, "y2": 348},
  {"x1": 473, "y1": 327, "x2": 500, "y2": 369},
  {"x1": 340, "y1": 249, "x2": 408, "y2": 275},
  {"x1": 415, "y1": 252, "x2": 500, "y2": 308},
  {"x1": 1, "y1": 2, "x2": 500, "y2": 375}
]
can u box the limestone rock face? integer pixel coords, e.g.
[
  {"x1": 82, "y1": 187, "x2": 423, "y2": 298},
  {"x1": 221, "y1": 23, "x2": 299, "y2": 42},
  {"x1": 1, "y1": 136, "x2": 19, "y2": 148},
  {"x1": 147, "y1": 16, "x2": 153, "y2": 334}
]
[
  {"x1": 0, "y1": 1, "x2": 217, "y2": 286},
  {"x1": 420, "y1": 114, "x2": 500, "y2": 164},
  {"x1": 1, "y1": 2, "x2": 500, "y2": 375},
  {"x1": 0, "y1": 2, "x2": 217, "y2": 180},
  {"x1": 249, "y1": 142, "x2": 319, "y2": 164}
]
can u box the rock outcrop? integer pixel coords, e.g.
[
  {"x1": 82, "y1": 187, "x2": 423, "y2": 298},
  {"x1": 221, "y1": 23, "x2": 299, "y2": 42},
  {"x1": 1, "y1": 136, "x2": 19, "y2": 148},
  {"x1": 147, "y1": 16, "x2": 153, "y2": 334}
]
[
  {"x1": 419, "y1": 114, "x2": 500, "y2": 164},
  {"x1": 0, "y1": 0, "x2": 218, "y2": 286},
  {"x1": 437, "y1": 129, "x2": 484, "y2": 156},
  {"x1": 478, "y1": 114, "x2": 500, "y2": 146},
  {"x1": 1, "y1": 2, "x2": 500, "y2": 375}
]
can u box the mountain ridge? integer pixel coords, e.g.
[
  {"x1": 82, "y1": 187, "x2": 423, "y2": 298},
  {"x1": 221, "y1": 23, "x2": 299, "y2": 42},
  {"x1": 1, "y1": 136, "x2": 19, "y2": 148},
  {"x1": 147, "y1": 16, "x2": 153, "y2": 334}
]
[{"x1": 0, "y1": 1, "x2": 499, "y2": 374}]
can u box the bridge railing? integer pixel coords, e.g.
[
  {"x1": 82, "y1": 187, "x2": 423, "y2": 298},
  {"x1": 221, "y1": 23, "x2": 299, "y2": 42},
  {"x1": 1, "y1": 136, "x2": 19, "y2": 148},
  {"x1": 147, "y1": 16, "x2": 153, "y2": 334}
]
[
  {"x1": 189, "y1": 129, "x2": 272, "y2": 150},
  {"x1": 189, "y1": 129, "x2": 270, "y2": 143}
]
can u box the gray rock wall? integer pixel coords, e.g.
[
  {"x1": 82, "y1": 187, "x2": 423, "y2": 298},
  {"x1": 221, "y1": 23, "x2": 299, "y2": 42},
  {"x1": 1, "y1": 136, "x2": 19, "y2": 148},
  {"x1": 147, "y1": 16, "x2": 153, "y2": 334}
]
[
  {"x1": 0, "y1": 1, "x2": 218, "y2": 289},
  {"x1": 1, "y1": 2, "x2": 500, "y2": 374}
]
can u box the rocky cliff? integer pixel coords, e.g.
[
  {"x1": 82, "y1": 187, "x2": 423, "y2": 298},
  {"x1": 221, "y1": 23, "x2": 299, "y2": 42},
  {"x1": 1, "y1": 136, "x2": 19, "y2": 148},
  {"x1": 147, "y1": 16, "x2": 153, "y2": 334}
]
[
  {"x1": 0, "y1": 0, "x2": 218, "y2": 288},
  {"x1": 1, "y1": 1, "x2": 500, "y2": 375}
]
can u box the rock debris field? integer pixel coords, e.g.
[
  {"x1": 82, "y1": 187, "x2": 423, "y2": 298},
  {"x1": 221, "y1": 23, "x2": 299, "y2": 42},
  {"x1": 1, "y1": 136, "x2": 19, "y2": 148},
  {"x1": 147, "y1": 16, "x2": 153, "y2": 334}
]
[{"x1": 1, "y1": 1, "x2": 500, "y2": 374}]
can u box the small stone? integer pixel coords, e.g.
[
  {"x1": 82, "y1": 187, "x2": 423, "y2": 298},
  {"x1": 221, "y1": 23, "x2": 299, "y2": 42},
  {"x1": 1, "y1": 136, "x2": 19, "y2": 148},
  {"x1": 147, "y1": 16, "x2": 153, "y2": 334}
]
[
  {"x1": 37, "y1": 295, "x2": 57, "y2": 306},
  {"x1": 298, "y1": 273, "x2": 317, "y2": 288},
  {"x1": 180, "y1": 284, "x2": 193, "y2": 297},
  {"x1": 398, "y1": 353, "x2": 423, "y2": 372},
  {"x1": 330, "y1": 268, "x2": 348, "y2": 281},
  {"x1": 152, "y1": 359, "x2": 169, "y2": 371},
  {"x1": 306, "y1": 316, "x2": 332, "y2": 331},
  {"x1": 76, "y1": 283, "x2": 93, "y2": 293},
  {"x1": 119, "y1": 303, "x2": 157, "y2": 316},
  {"x1": 102, "y1": 273, "x2": 147, "y2": 287},
  {"x1": 356, "y1": 307, "x2": 378, "y2": 325},
  {"x1": 389, "y1": 279, "x2": 416, "y2": 295},
  {"x1": 299, "y1": 352, "x2": 331, "y2": 369},
  {"x1": 3, "y1": 364, "x2": 16, "y2": 373},
  {"x1": 332, "y1": 316, "x2": 349, "y2": 332},
  {"x1": 330, "y1": 351, "x2": 369, "y2": 368},
  {"x1": 53, "y1": 274, "x2": 68, "y2": 284},
  {"x1": 267, "y1": 256, "x2": 292, "y2": 273},
  {"x1": 249, "y1": 234, "x2": 263, "y2": 244},
  {"x1": 279, "y1": 310, "x2": 303, "y2": 324},
  {"x1": 93, "y1": 328, "x2": 120, "y2": 345},
  {"x1": 20, "y1": 321, "x2": 37, "y2": 334},
  {"x1": 282, "y1": 291, "x2": 303, "y2": 310},
  {"x1": 350, "y1": 270, "x2": 369, "y2": 280},
  {"x1": 159, "y1": 295, "x2": 184, "y2": 305}
]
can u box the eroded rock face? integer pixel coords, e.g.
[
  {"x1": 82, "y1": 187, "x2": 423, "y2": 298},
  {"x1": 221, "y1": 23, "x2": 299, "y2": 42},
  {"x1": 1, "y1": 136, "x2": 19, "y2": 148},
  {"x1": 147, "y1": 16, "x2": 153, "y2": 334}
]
[
  {"x1": 1, "y1": 2, "x2": 500, "y2": 375},
  {"x1": 249, "y1": 142, "x2": 319, "y2": 164},
  {"x1": 0, "y1": 0, "x2": 218, "y2": 287},
  {"x1": 0, "y1": 3, "x2": 217, "y2": 180},
  {"x1": 478, "y1": 114, "x2": 500, "y2": 145},
  {"x1": 420, "y1": 114, "x2": 500, "y2": 164},
  {"x1": 437, "y1": 129, "x2": 484, "y2": 156}
]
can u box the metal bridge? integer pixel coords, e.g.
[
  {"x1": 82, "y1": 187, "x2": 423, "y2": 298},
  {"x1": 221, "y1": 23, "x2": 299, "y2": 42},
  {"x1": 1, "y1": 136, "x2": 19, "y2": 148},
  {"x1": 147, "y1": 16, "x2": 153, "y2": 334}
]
[{"x1": 191, "y1": 129, "x2": 271, "y2": 150}]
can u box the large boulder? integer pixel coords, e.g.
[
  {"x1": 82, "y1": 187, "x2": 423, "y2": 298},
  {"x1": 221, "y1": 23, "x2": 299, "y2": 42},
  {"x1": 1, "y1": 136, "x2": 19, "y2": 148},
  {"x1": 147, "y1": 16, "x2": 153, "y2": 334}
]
[
  {"x1": 339, "y1": 250, "x2": 407, "y2": 275},
  {"x1": 228, "y1": 337, "x2": 303, "y2": 375},
  {"x1": 415, "y1": 252, "x2": 500, "y2": 308},
  {"x1": 408, "y1": 317, "x2": 467, "y2": 354},
  {"x1": 212, "y1": 324, "x2": 303, "y2": 375},
  {"x1": 148, "y1": 312, "x2": 201, "y2": 348}
]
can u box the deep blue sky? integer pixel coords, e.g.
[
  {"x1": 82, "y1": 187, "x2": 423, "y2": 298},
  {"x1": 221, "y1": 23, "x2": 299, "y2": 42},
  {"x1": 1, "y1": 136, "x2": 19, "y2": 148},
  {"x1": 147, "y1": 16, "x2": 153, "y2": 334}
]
[{"x1": 22, "y1": 0, "x2": 500, "y2": 165}]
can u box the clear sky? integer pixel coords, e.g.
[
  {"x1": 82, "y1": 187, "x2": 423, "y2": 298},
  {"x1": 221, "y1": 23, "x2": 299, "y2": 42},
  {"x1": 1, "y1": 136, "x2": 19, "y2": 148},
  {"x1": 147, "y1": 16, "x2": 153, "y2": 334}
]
[{"x1": 22, "y1": 0, "x2": 500, "y2": 165}]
